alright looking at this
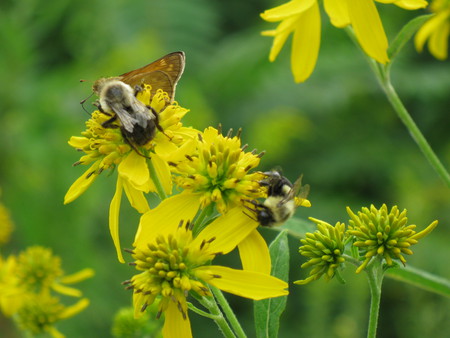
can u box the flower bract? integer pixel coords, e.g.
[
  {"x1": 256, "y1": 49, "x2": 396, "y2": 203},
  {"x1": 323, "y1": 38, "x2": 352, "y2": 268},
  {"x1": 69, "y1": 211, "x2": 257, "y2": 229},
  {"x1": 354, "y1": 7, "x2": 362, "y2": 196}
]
[
  {"x1": 347, "y1": 204, "x2": 438, "y2": 273},
  {"x1": 294, "y1": 218, "x2": 346, "y2": 285}
]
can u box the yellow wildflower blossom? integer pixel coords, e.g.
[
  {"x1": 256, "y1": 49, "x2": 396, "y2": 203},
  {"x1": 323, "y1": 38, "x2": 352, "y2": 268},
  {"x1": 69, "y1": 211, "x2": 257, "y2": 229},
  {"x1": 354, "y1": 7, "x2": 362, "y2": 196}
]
[
  {"x1": 65, "y1": 84, "x2": 197, "y2": 262},
  {"x1": 171, "y1": 126, "x2": 265, "y2": 214},
  {"x1": 15, "y1": 292, "x2": 89, "y2": 338},
  {"x1": 295, "y1": 218, "x2": 346, "y2": 285},
  {"x1": 0, "y1": 202, "x2": 13, "y2": 246},
  {"x1": 261, "y1": 0, "x2": 428, "y2": 82},
  {"x1": 347, "y1": 204, "x2": 438, "y2": 273},
  {"x1": 128, "y1": 205, "x2": 288, "y2": 338},
  {"x1": 415, "y1": 0, "x2": 450, "y2": 60}
]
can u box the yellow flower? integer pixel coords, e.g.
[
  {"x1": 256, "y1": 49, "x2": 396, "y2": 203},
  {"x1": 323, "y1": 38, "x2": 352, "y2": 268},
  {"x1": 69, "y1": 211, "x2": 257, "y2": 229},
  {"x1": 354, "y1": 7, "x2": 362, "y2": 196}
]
[
  {"x1": 415, "y1": 0, "x2": 450, "y2": 60},
  {"x1": 0, "y1": 201, "x2": 13, "y2": 246},
  {"x1": 347, "y1": 204, "x2": 438, "y2": 273},
  {"x1": 112, "y1": 306, "x2": 162, "y2": 338},
  {"x1": 15, "y1": 292, "x2": 89, "y2": 338},
  {"x1": 171, "y1": 126, "x2": 265, "y2": 214},
  {"x1": 261, "y1": 0, "x2": 428, "y2": 82},
  {"x1": 294, "y1": 218, "x2": 346, "y2": 285},
  {"x1": 128, "y1": 205, "x2": 288, "y2": 338},
  {"x1": 65, "y1": 84, "x2": 198, "y2": 262},
  {"x1": 14, "y1": 246, "x2": 94, "y2": 295},
  {"x1": 0, "y1": 254, "x2": 22, "y2": 316},
  {"x1": 0, "y1": 247, "x2": 93, "y2": 318}
]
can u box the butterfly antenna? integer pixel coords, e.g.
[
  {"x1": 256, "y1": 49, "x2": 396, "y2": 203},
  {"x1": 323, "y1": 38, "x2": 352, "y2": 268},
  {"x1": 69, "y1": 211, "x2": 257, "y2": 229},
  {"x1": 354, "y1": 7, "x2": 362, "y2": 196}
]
[{"x1": 80, "y1": 92, "x2": 94, "y2": 116}]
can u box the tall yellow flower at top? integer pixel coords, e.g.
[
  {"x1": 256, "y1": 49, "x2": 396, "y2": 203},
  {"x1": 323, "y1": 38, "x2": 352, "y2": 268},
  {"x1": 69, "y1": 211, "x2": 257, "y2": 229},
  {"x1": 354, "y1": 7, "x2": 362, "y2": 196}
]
[
  {"x1": 261, "y1": 0, "x2": 428, "y2": 82},
  {"x1": 415, "y1": 0, "x2": 450, "y2": 60}
]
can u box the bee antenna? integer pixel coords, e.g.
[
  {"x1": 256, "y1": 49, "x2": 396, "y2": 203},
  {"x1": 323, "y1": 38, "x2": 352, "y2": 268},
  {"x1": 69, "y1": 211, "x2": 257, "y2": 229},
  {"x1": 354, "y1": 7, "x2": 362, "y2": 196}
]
[{"x1": 80, "y1": 92, "x2": 94, "y2": 116}]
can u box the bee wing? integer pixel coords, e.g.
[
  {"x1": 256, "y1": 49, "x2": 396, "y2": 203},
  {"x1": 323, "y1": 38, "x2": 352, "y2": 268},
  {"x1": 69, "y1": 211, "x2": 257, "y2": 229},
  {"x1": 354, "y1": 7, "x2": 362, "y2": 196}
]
[
  {"x1": 277, "y1": 175, "x2": 310, "y2": 207},
  {"x1": 129, "y1": 99, "x2": 155, "y2": 126},
  {"x1": 107, "y1": 101, "x2": 139, "y2": 133},
  {"x1": 120, "y1": 52, "x2": 185, "y2": 101}
]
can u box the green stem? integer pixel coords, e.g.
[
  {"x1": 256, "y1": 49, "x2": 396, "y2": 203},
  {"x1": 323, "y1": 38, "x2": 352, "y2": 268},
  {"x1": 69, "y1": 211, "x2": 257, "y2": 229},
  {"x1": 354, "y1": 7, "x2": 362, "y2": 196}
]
[
  {"x1": 187, "y1": 302, "x2": 221, "y2": 320},
  {"x1": 365, "y1": 257, "x2": 384, "y2": 338},
  {"x1": 147, "y1": 158, "x2": 168, "y2": 200},
  {"x1": 211, "y1": 286, "x2": 247, "y2": 338},
  {"x1": 196, "y1": 294, "x2": 237, "y2": 338},
  {"x1": 191, "y1": 202, "x2": 215, "y2": 236},
  {"x1": 345, "y1": 27, "x2": 450, "y2": 187},
  {"x1": 377, "y1": 68, "x2": 450, "y2": 187}
]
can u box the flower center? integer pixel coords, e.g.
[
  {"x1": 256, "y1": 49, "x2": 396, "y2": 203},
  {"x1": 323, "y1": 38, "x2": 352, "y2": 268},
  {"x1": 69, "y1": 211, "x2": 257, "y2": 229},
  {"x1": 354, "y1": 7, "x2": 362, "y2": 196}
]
[{"x1": 129, "y1": 223, "x2": 212, "y2": 317}]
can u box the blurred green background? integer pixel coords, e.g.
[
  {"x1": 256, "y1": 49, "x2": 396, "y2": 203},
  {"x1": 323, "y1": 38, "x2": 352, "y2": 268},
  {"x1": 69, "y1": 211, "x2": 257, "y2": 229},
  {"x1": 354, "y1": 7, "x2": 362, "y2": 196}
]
[{"x1": 0, "y1": 0, "x2": 449, "y2": 337}]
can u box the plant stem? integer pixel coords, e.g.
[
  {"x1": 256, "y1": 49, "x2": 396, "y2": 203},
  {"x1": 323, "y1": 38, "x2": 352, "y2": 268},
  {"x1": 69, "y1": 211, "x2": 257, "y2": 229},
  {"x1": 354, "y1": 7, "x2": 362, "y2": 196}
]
[
  {"x1": 147, "y1": 158, "x2": 168, "y2": 200},
  {"x1": 196, "y1": 294, "x2": 237, "y2": 338},
  {"x1": 211, "y1": 286, "x2": 247, "y2": 338},
  {"x1": 377, "y1": 66, "x2": 450, "y2": 187},
  {"x1": 345, "y1": 27, "x2": 450, "y2": 187},
  {"x1": 365, "y1": 257, "x2": 384, "y2": 338}
]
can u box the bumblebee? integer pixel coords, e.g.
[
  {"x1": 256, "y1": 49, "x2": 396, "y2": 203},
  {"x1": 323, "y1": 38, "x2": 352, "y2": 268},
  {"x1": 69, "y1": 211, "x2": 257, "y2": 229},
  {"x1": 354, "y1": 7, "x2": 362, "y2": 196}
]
[
  {"x1": 91, "y1": 52, "x2": 185, "y2": 150},
  {"x1": 245, "y1": 170, "x2": 309, "y2": 227}
]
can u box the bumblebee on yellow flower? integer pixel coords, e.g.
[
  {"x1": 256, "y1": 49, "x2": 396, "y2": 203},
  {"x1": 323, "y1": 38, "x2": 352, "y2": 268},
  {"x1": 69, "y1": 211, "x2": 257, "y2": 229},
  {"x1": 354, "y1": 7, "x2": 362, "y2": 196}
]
[
  {"x1": 261, "y1": 0, "x2": 428, "y2": 82},
  {"x1": 65, "y1": 85, "x2": 198, "y2": 263}
]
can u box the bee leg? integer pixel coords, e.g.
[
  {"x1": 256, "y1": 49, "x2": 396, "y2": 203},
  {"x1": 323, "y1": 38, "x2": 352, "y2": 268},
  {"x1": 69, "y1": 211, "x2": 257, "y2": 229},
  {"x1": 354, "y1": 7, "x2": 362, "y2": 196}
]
[
  {"x1": 93, "y1": 100, "x2": 111, "y2": 115},
  {"x1": 121, "y1": 134, "x2": 151, "y2": 160},
  {"x1": 101, "y1": 115, "x2": 120, "y2": 129},
  {"x1": 148, "y1": 106, "x2": 173, "y2": 140},
  {"x1": 133, "y1": 85, "x2": 143, "y2": 96}
]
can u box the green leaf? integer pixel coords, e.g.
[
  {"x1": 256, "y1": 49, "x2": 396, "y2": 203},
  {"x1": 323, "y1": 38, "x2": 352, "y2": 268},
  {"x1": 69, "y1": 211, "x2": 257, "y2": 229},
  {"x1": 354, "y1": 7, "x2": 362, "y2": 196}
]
[
  {"x1": 388, "y1": 14, "x2": 434, "y2": 61},
  {"x1": 386, "y1": 265, "x2": 450, "y2": 298},
  {"x1": 278, "y1": 217, "x2": 315, "y2": 239},
  {"x1": 254, "y1": 230, "x2": 289, "y2": 338}
]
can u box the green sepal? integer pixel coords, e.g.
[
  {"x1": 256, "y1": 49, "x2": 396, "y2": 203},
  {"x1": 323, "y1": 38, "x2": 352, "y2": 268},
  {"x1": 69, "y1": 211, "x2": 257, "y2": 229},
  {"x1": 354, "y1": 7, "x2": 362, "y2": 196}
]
[
  {"x1": 254, "y1": 230, "x2": 289, "y2": 338},
  {"x1": 388, "y1": 14, "x2": 434, "y2": 61}
]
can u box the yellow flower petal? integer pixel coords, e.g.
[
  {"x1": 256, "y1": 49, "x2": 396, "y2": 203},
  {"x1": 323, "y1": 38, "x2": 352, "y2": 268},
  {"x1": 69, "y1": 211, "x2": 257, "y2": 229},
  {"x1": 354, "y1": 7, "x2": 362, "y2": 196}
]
[
  {"x1": 51, "y1": 283, "x2": 82, "y2": 297},
  {"x1": 163, "y1": 301, "x2": 192, "y2": 338},
  {"x1": 237, "y1": 229, "x2": 271, "y2": 274},
  {"x1": 193, "y1": 207, "x2": 259, "y2": 255},
  {"x1": 68, "y1": 136, "x2": 90, "y2": 148},
  {"x1": 59, "y1": 298, "x2": 90, "y2": 320},
  {"x1": 428, "y1": 20, "x2": 449, "y2": 60},
  {"x1": 110, "y1": 177, "x2": 125, "y2": 263},
  {"x1": 150, "y1": 154, "x2": 172, "y2": 196},
  {"x1": 291, "y1": 1, "x2": 321, "y2": 82},
  {"x1": 415, "y1": 12, "x2": 448, "y2": 53},
  {"x1": 64, "y1": 163, "x2": 99, "y2": 204},
  {"x1": 195, "y1": 266, "x2": 288, "y2": 300},
  {"x1": 261, "y1": 0, "x2": 315, "y2": 22},
  {"x1": 348, "y1": 0, "x2": 389, "y2": 63},
  {"x1": 118, "y1": 151, "x2": 150, "y2": 192},
  {"x1": 268, "y1": 17, "x2": 299, "y2": 62},
  {"x1": 378, "y1": 0, "x2": 428, "y2": 9},
  {"x1": 48, "y1": 327, "x2": 65, "y2": 338},
  {"x1": 59, "y1": 268, "x2": 95, "y2": 284},
  {"x1": 123, "y1": 180, "x2": 150, "y2": 213},
  {"x1": 134, "y1": 193, "x2": 201, "y2": 250},
  {"x1": 324, "y1": 0, "x2": 350, "y2": 27}
]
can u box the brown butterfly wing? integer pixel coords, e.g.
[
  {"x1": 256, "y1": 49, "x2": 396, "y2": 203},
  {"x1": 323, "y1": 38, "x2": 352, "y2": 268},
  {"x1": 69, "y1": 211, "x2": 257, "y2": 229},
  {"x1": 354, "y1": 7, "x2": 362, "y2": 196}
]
[{"x1": 119, "y1": 51, "x2": 185, "y2": 101}]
